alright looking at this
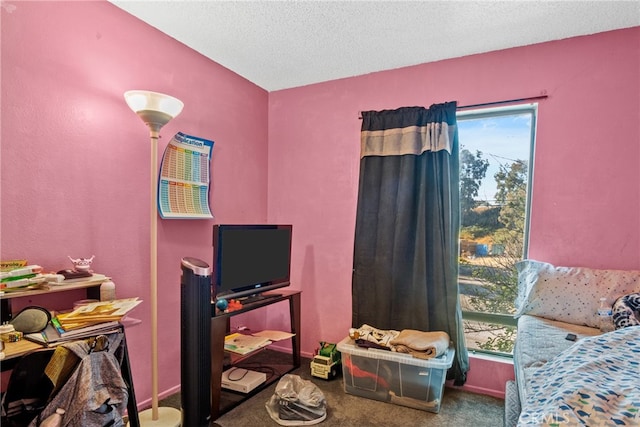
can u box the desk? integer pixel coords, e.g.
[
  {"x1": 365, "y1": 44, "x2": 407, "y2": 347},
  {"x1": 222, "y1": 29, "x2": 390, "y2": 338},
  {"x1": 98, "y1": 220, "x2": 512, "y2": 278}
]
[
  {"x1": 2, "y1": 339, "x2": 42, "y2": 362},
  {"x1": 1, "y1": 278, "x2": 141, "y2": 425},
  {"x1": 210, "y1": 290, "x2": 301, "y2": 420},
  {"x1": 0, "y1": 278, "x2": 108, "y2": 369},
  {"x1": 0, "y1": 277, "x2": 114, "y2": 390},
  {"x1": 0, "y1": 326, "x2": 141, "y2": 427}
]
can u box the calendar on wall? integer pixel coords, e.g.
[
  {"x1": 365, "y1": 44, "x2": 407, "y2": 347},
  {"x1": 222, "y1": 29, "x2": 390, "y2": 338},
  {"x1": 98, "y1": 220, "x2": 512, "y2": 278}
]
[{"x1": 158, "y1": 132, "x2": 214, "y2": 219}]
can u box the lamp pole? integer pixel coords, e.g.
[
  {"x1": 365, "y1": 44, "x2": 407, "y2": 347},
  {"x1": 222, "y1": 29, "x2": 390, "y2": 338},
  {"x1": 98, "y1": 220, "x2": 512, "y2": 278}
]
[
  {"x1": 124, "y1": 91, "x2": 183, "y2": 427},
  {"x1": 149, "y1": 125, "x2": 160, "y2": 420}
]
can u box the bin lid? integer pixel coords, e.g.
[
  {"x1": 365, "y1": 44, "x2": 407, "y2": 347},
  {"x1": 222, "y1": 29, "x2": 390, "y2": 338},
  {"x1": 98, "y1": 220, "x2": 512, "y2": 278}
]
[{"x1": 337, "y1": 336, "x2": 455, "y2": 369}]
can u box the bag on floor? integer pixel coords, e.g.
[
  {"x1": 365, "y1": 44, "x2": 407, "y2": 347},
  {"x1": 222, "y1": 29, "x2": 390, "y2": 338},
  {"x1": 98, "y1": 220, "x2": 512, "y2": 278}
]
[{"x1": 265, "y1": 374, "x2": 326, "y2": 426}]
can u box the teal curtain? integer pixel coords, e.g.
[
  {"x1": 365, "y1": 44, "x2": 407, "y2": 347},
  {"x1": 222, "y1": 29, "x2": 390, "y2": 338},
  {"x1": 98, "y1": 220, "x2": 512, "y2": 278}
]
[{"x1": 352, "y1": 102, "x2": 469, "y2": 384}]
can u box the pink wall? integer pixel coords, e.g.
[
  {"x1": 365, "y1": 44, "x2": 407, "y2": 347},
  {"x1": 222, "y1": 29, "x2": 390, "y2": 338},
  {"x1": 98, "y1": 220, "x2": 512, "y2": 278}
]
[
  {"x1": 2, "y1": 0, "x2": 639, "y2": 406},
  {"x1": 268, "y1": 27, "x2": 639, "y2": 395},
  {"x1": 1, "y1": 1, "x2": 268, "y2": 405}
]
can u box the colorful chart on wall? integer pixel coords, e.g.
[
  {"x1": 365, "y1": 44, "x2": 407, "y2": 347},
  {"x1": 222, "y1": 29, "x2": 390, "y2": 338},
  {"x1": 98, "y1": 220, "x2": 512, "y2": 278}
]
[{"x1": 158, "y1": 132, "x2": 214, "y2": 219}]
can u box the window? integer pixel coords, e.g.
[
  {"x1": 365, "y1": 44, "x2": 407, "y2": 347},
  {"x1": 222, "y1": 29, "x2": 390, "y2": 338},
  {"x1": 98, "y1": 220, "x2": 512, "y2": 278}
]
[{"x1": 457, "y1": 104, "x2": 537, "y2": 357}]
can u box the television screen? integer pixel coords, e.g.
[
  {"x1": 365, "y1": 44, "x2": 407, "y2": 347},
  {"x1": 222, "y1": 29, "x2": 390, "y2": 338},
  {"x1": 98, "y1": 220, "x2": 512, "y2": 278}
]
[{"x1": 212, "y1": 224, "x2": 292, "y2": 300}]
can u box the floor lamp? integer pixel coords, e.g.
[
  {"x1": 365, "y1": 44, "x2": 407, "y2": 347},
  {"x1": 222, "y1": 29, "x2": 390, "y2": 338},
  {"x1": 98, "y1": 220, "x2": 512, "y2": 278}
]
[{"x1": 124, "y1": 90, "x2": 184, "y2": 426}]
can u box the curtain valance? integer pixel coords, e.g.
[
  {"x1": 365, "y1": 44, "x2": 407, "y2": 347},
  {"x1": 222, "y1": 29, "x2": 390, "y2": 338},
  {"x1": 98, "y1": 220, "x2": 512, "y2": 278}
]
[{"x1": 360, "y1": 102, "x2": 457, "y2": 158}]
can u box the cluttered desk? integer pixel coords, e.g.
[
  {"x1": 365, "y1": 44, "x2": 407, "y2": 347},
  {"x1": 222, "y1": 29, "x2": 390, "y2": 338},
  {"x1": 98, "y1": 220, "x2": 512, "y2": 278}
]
[{"x1": 0, "y1": 258, "x2": 142, "y2": 426}]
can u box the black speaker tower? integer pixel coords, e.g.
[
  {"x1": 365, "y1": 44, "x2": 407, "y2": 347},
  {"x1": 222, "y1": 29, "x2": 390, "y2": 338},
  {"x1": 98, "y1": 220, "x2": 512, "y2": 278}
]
[{"x1": 180, "y1": 257, "x2": 212, "y2": 427}]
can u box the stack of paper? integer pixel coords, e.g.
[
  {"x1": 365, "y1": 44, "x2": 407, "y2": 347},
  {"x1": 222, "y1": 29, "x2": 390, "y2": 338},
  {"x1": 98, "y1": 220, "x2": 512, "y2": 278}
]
[
  {"x1": 0, "y1": 264, "x2": 46, "y2": 291},
  {"x1": 55, "y1": 297, "x2": 141, "y2": 328},
  {"x1": 224, "y1": 333, "x2": 272, "y2": 355},
  {"x1": 25, "y1": 297, "x2": 142, "y2": 346},
  {"x1": 26, "y1": 322, "x2": 121, "y2": 346}
]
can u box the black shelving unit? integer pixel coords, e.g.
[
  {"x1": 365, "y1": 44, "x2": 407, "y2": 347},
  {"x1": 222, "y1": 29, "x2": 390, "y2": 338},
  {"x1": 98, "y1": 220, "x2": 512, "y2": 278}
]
[{"x1": 210, "y1": 290, "x2": 301, "y2": 420}]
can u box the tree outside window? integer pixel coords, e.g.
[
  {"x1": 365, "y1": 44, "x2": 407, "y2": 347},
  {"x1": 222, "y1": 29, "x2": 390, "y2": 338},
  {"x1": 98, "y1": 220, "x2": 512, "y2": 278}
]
[{"x1": 457, "y1": 105, "x2": 536, "y2": 356}]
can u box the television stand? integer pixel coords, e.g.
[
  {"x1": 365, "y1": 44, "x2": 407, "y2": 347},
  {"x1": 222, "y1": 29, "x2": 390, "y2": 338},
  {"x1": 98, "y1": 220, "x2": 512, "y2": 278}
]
[{"x1": 210, "y1": 290, "x2": 301, "y2": 420}]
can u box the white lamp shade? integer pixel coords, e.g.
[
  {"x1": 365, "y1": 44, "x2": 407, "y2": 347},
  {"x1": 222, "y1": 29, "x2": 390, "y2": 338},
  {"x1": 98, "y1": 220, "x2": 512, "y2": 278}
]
[{"x1": 124, "y1": 90, "x2": 184, "y2": 130}]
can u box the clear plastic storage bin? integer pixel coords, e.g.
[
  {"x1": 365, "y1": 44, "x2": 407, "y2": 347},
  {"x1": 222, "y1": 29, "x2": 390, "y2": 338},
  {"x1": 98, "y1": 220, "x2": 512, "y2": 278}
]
[{"x1": 337, "y1": 336, "x2": 454, "y2": 413}]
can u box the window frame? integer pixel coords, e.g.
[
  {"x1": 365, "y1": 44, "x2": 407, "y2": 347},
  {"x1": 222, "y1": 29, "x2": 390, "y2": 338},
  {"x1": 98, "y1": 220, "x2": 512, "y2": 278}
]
[{"x1": 456, "y1": 103, "x2": 538, "y2": 355}]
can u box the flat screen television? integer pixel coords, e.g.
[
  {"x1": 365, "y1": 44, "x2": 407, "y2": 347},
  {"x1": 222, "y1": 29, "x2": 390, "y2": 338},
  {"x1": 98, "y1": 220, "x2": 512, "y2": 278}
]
[{"x1": 212, "y1": 224, "x2": 292, "y2": 301}]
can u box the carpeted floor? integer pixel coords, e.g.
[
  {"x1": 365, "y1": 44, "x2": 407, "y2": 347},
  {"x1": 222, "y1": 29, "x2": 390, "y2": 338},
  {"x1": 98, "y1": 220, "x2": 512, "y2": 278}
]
[{"x1": 152, "y1": 352, "x2": 505, "y2": 427}]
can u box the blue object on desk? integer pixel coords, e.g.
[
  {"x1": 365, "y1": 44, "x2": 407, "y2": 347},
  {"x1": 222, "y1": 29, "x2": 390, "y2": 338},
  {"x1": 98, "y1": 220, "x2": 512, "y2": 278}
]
[{"x1": 216, "y1": 298, "x2": 228, "y2": 311}]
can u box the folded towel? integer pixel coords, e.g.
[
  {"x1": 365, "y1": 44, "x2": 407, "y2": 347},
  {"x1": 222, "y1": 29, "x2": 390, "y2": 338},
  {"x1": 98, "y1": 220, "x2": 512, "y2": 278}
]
[{"x1": 389, "y1": 329, "x2": 450, "y2": 359}]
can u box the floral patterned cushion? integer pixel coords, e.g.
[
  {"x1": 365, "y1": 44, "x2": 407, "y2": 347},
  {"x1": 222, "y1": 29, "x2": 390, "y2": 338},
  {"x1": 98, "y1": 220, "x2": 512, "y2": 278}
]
[{"x1": 514, "y1": 260, "x2": 640, "y2": 328}]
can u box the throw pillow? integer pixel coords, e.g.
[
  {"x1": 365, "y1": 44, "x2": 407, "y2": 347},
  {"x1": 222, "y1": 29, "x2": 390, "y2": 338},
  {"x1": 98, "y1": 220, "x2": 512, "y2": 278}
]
[{"x1": 514, "y1": 260, "x2": 640, "y2": 328}]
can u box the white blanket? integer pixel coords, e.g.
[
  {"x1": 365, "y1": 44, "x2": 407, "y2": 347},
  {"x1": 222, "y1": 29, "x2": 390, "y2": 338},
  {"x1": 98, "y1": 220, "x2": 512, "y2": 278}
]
[{"x1": 518, "y1": 326, "x2": 640, "y2": 426}]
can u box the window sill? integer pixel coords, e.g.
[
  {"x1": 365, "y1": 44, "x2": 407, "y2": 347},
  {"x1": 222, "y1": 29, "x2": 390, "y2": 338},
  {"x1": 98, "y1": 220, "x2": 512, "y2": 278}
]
[{"x1": 469, "y1": 350, "x2": 513, "y2": 365}]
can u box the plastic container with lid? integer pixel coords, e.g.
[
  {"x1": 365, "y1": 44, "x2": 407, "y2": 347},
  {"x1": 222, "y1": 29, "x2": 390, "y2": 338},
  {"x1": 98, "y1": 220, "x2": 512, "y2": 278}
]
[
  {"x1": 337, "y1": 336, "x2": 454, "y2": 413},
  {"x1": 100, "y1": 280, "x2": 116, "y2": 301},
  {"x1": 597, "y1": 297, "x2": 614, "y2": 333}
]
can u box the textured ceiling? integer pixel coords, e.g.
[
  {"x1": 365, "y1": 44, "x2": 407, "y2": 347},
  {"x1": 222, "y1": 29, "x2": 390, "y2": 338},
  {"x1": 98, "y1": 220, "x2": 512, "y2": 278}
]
[{"x1": 109, "y1": 1, "x2": 640, "y2": 91}]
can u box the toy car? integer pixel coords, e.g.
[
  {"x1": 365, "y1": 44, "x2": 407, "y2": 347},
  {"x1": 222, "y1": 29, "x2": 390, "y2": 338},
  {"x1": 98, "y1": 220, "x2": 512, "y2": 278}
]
[{"x1": 310, "y1": 341, "x2": 341, "y2": 379}]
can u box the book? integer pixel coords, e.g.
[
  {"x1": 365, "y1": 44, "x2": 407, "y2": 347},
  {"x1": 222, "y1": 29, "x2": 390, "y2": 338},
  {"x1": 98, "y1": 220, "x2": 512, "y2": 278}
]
[
  {"x1": 55, "y1": 318, "x2": 113, "y2": 331},
  {"x1": 252, "y1": 330, "x2": 296, "y2": 341},
  {"x1": 56, "y1": 297, "x2": 142, "y2": 326},
  {"x1": 57, "y1": 320, "x2": 120, "y2": 338},
  {"x1": 44, "y1": 298, "x2": 141, "y2": 343},
  {"x1": 48, "y1": 273, "x2": 108, "y2": 285},
  {"x1": 24, "y1": 325, "x2": 59, "y2": 346},
  {"x1": 25, "y1": 321, "x2": 121, "y2": 346},
  {"x1": 0, "y1": 274, "x2": 46, "y2": 290},
  {"x1": 0, "y1": 260, "x2": 27, "y2": 272},
  {"x1": 224, "y1": 333, "x2": 272, "y2": 355},
  {"x1": 0, "y1": 265, "x2": 42, "y2": 281},
  {"x1": 0, "y1": 277, "x2": 48, "y2": 292},
  {"x1": 50, "y1": 316, "x2": 65, "y2": 334}
]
